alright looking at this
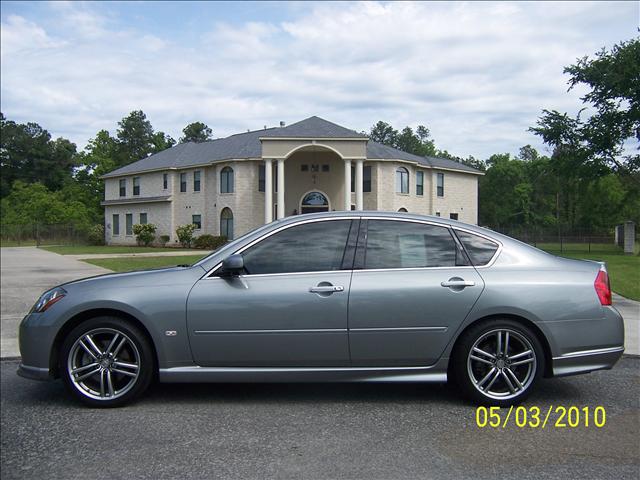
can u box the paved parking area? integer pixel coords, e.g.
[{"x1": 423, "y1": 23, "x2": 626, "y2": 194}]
[
  {"x1": 0, "y1": 247, "x2": 110, "y2": 357},
  {"x1": 1, "y1": 357, "x2": 638, "y2": 480}
]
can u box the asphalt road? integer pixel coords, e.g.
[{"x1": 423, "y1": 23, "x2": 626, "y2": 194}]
[{"x1": 1, "y1": 358, "x2": 638, "y2": 480}]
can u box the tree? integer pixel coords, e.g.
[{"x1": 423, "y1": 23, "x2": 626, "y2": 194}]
[
  {"x1": 369, "y1": 121, "x2": 398, "y2": 146},
  {"x1": 0, "y1": 113, "x2": 78, "y2": 197},
  {"x1": 180, "y1": 122, "x2": 213, "y2": 143},
  {"x1": 116, "y1": 110, "x2": 156, "y2": 166},
  {"x1": 530, "y1": 38, "x2": 640, "y2": 176},
  {"x1": 369, "y1": 121, "x2": 437, "y2": 157}
]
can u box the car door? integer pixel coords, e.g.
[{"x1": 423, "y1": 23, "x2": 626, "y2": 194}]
[
  {"x1": 348, "y1": 219, "x2": 484, "y2": 366},
  {"x1": 186, "y1": 218, "x2": 357, "y2": 367}
]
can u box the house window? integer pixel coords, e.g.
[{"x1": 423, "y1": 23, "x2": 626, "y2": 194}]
[
  {"x1": 125, "y1": 214, "x2": 133, "y2": 236},
  {"x1": 139, "y1": 213, "x2": 147, "y2": 224},
  {"x1": 322, "y1": 164, "x2": 330, "y2": 172},
  {"x1": 220, "y1": 167, "x2": 234, "y2": 193},
  {"x1": 351, "y1": 166, "x2": 372, "y2": 192},
  {"x1": 435, "y1": 211, "x2": 441, "y2": 217},
  {"x1": 192, "y1": 214, "x2": 201, "y2": 230},
  {"x1": 194, "y1": 171, "x2": 201, "y2": 192},
  {"x1": 416, "y1": 171, "x2": 424, "y2": 196},
  {"x1": 396, "y1": 167, "x2": 409, "y2": 194},
  {"x1": 301, "y1": 164, "x2": 309, "y2": 172},
  {"x1": 163, "y1": 173, "x2": 168, "y2": 190},
  {"x1": 180, "y1": 173, "x2": 187, "y2": 192},
  {"x1": 258, "y1": 165, "x2": 265, "y2": 192},
  {"x1": 437, "y1": 173, "x2": 444, "y2": 197},
  {"x1": 119, "y1": 179, "x2": 126, "y2": 197},
  {"x1": 112, "y1": 214, "x2": 120, "y2": 235},
  {"x1": 311, "y1": 164, "x2": 319, "y2": 172},
  {"x1": 449, "y1": 213, "x2": 459, "y2": 220},
  {"x1": 220, "y1": 208, "x2": 234, "y2": 239},
  {"x1": 133, "y1": 177, "x2": 140, "y2": 196}
]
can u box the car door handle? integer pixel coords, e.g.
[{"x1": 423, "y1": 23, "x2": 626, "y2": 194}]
[
  {"x1": 441, "y1": 279, "x2": 475, "y2": 288},
  {"x1": 309, "y1": 285, "x2": 344, "y2": 293}
]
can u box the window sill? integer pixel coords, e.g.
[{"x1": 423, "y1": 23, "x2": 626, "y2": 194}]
[
  {"x1": 219, "y1": 192, "x2": 235, "y2": 196},
  {"x1": 396, "y1": 192, "x2": 410, "y2": 196}
]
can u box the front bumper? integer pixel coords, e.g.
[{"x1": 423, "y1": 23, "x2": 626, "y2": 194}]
[
  {"x1": 17, "y1": 363, "x2": 53, "y2": 381},
  {"x1": 552, "y1": 346, "x2": 624, "y2": 377}
]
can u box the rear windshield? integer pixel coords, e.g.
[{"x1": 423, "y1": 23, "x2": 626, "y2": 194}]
[{"x1": 455, "y1": 230, "x2": 499, "y2": 266}]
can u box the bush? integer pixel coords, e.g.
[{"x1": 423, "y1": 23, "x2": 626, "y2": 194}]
[
  {"x1": 158, "y1": 234, "x2": 170, "y2": 247},
  {"x1": 133, "y1": 223, "x2": 157, "y2": 246},
  {"x1": 193, "y1": 234, "x2": 227, "y2": 250},
  {"x1": 176, "y1": 224, "x2": 197, "y2": 248},
  {"x1": 87, "y1": 224, "x2": 105, "y2": 245}
]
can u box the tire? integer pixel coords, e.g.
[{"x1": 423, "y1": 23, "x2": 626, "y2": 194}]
[
  {"x1": 451, "y1": 319, "x2": 545, "y2": 406},
  {"x1": 60, "y1": 316, "x2": 155, "y2": 407}
]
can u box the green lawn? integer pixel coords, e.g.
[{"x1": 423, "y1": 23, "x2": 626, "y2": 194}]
[
  {"x1": 0, "y1": 239, "x2": 38, "y2": 247},
  {"x1": 83, "y1": 255, "x2": 207, "y2": 272},
  {"x1": 541, "y1": 248, "x2": 639, "y2": 301},
  {"x1": 41, "y1": 245, "x2": 189, "y2": 255}
]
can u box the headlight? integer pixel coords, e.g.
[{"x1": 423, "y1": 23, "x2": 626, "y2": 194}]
[{"x1": 31, "y1": 287, "x2": 67, "y2": 313}]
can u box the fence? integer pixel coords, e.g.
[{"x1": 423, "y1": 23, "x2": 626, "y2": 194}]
[
  {"x1": 0, "y1": 223, "x2": 90, "y2": 246},
  {"x1": 490, "y1": 226, "x2": 619, "y2": 254}
]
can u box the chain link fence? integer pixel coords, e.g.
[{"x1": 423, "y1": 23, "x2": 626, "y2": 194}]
[{"x1": 1, "y1": 223, "x2": 91, "y2": 246}]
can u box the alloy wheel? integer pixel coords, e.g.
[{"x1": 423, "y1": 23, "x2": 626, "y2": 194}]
[
  {"x1": 467, "y1": 328, "x2": 537, "y2": 400},
  {"x1": 67, "y1": 328, "x2": 141, "y2": 401}
]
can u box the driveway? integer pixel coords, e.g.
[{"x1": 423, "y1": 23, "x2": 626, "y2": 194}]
[
  {"x1": 1, "y1": 357, "x2": 638, "y2": 479},
  {"x1": 0, "y1": 247, "x2": 110, "y2": 358}
]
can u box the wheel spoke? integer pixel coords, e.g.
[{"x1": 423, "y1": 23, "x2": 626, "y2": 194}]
[
  {"x1": 112, "y1": 337, "x2": 127, "y2": 358},
  {"x1": 484, "y1": 369, "x2": 501, "y2": 391},
  {"x1": 106, "y1": 370, "x2": 115, "y2": 397},
  {"x1": 78, "y1": 340, "x2": 98, "y2": 360},
  {"x1": 84, "y1": 335, "x2": 103, "y2": 357},
  {"x1": 71, "y1": 362, "x2": 99, "y2": 375},
  {"x1": 501, "y1": 370, "x2": 516, "y2": 393},
  {"x1": 477, "y1": 367, "x2": 497, "y2": 387},
  {"x1": 472, "y1": 347, "x2": 496, "y2": 360},
  {"x1": 509, "y1": 349, "x2": 532, "y2": 361},
  {"x1": 99, "y1": 369, "x2": 106, "y2": 397},
  {"x1": 112, "y1": 360, "x2": 138, "y2": 370},
  {"x1": 511, "y1": 357, "x2": 534, "y2": 367},
  {"x1": 504, "y1": 332, "x2": 510, "y2": 357},
  {"x1": 470, "y1": 355, "x2": 494, "y2": 366},
  {"x1": 105, "y1": 333, "x2": 120, "y2": 355},
  {"x1": 75, "y1": 366, "x2": 102, "y2": 381},
  {"x1": 111, "y1": 368, "x2": 137, "y2": 378},
  {"x1": 505, "y1": 367, "x2": 523, "y2": 390},
  {"x1": 496, "y1": 331, "x2": 502, "y2": 357}
]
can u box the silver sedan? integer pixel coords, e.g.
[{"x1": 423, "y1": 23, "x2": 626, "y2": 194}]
[{"x1": 18, "y1": 212, "x2": 624, "y2": 407}]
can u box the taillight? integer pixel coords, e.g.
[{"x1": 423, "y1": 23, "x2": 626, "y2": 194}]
[{"x1": 594, "y1": 270, "x2": 612, "y2": 306}]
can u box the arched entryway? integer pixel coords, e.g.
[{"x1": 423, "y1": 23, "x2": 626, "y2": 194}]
[
  {"x1": 220, "y1": 207, "x2": 234, "y2": 239},
  {"x1": 299, "y1": 191, "x2": 330, "y2": 214}
]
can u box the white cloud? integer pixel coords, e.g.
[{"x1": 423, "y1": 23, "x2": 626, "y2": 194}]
[{"x1": 0, "y1": 1, "x2": 637, "y2": 159}]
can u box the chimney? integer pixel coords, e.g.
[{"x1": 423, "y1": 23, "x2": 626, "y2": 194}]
[
  {"x1": 264, "y1": 125, "x2": 267, "y2": 130},
  {"x1": 280, "y1": 121, "x2": 286, "y2": 128}
]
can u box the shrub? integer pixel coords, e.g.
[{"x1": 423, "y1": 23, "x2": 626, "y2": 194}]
[
  {"x1": 133, "y1": 223, "x2": 157, "y2": 246},
  {"x1": 87, "y1": 224, "x2": 105, "y2": 245},
  {"x1": 176, "y1": 224, "x2": 197, "y2": 248},
  {"x1": 193, "y1": 234, "x2": 227, "y2": 250},
  {"x1": 158, "y1": 234, "x2": 170, "y2": 247}
]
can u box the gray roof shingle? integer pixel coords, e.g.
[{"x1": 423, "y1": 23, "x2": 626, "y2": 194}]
[{"x1": 103, "y1": 116, "x2": 480, "y2": 177}]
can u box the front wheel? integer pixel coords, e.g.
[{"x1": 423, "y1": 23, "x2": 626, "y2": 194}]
[
  {"x1": 451, "y1": 319, "x2": 544, "y2": 406},
  {"x1": 60, "y1": 317, "x2": 154, "y2": 407}
]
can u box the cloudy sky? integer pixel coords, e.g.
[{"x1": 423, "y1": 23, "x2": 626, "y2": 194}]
[{"x1": 1, "y1": 1, "x2": 637, "y2": 159}]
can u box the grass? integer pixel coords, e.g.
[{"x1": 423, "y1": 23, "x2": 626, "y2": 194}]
[
  {"x1": 0, "y1": 239, "x2": 38, "y2": 247},
  {"x1": 41, "y1": 245, "x2": 190, "y2": 255},
  {"x1": 83, "y1": 254, "x2": 207, "y2": 272},
  {"x1": 534, "y1": 242, "x2": 635, "y2": 255},
  {"x1": 541, "y1": 247, "x2": 639, "y2": 301}
]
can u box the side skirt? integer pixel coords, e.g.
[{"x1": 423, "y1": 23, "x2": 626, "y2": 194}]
[{"x1": 159, "y1": 365, "x2": 448, "y2": 383}]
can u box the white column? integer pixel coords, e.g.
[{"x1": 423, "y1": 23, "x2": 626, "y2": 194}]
[
  {"x1": 264, "y1": 159, "x2": 273, "y2": 223},
  {"x1": 277, "y1": 158, "x2": 285, "y2": 219},
  {"x1": 355, "y1": 159, "x2": 364, "y2": 211},
  {"x1": 344, "y1": 159, "x2": 352, "y2": 211}
]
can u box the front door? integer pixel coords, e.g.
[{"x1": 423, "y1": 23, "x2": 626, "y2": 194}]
[
  {"x1": 186, "y1": 218, "x2": 355, "y2": 366},
  {"x1": 348, "y1": 219, "x2": 484, "y2": 366},
  {"x1": 300, "y1": 191, "x2": 330, "y2": 214}
]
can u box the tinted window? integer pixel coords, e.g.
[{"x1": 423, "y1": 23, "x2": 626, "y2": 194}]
[
  {"x1": 364, "y1": 220, "x2": 461, "y2": 269},
  {"x1": 242, "y1": 220, "x2": 352, "y2": 275},
  {"x1": 456, "y1": 230, "x2": 499, "y2": 266}
]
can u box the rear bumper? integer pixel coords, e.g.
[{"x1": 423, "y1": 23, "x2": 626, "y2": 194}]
[
  {"x1": 552, "y1": 346, "x2": 624, "y2": 377},
  {"x1": 17, "y1": 363, "x2": 53, "y2": 381}
]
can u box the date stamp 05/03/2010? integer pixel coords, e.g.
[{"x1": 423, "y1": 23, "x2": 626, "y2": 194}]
[{"x1": 475, "y1": 406, "x2": 607, "y2": 429}]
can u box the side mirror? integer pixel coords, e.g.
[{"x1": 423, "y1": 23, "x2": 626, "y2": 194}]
[{"x1": 220, "y1": 254, "x2": 244, "y2": 276}]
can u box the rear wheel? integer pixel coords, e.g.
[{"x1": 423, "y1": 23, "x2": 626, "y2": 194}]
[
  {"x1": 452, "y1": 319, "x2": 544, "y2": 406},
  {"x1": 60, "y1": 317, "x2": 154, "y2": 407}
]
